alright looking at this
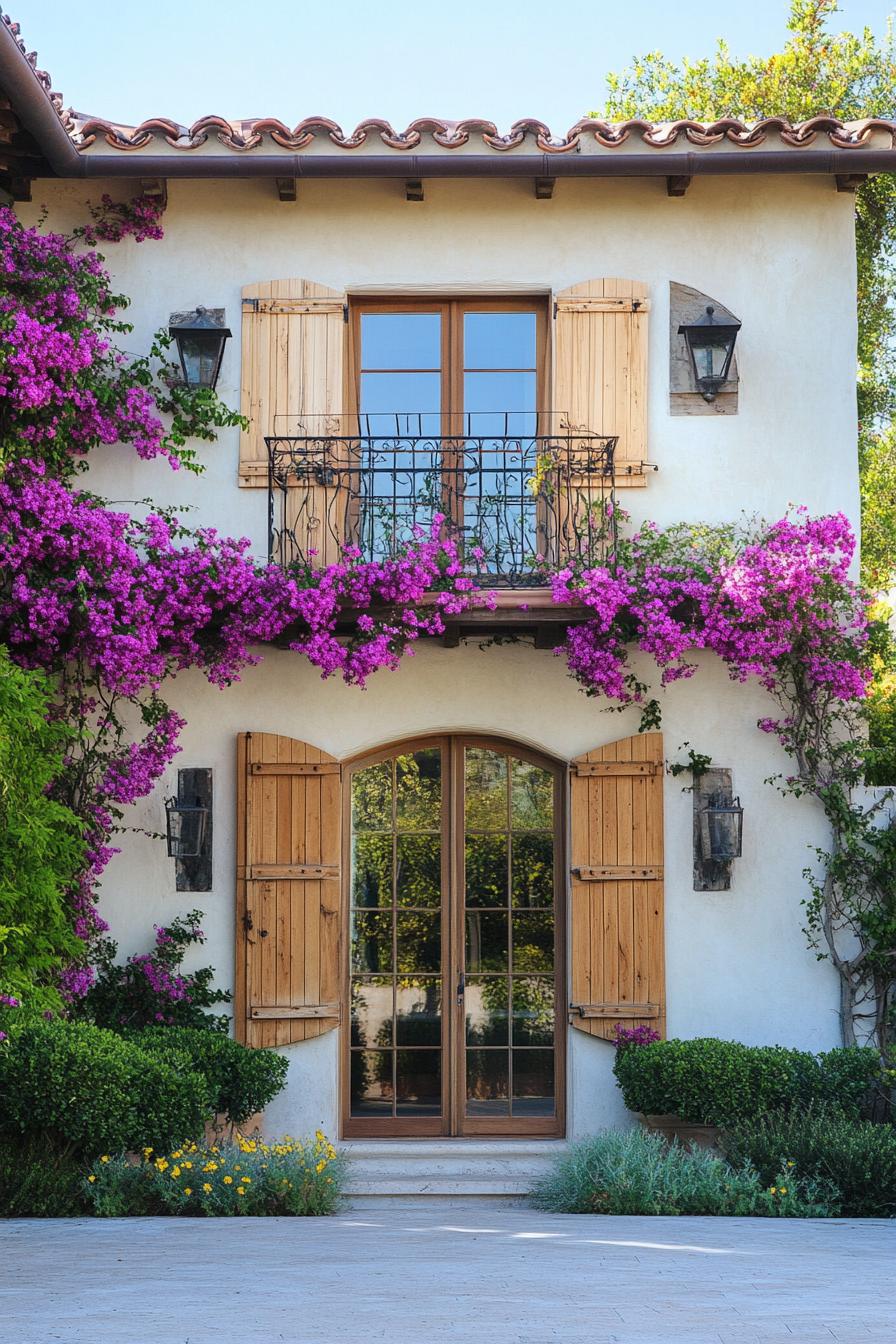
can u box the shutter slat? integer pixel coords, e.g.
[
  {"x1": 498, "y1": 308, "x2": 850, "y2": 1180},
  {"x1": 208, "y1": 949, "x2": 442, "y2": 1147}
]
[
  {"x1": 554, "y1": 277, "x2": 649, "y2": 487},
  {"x1": 569, "y1": 732, "x2": 665, "y2": 1041},
  {"x1": 235, "y1": 732, "x2": 342, "y2": 1048}
]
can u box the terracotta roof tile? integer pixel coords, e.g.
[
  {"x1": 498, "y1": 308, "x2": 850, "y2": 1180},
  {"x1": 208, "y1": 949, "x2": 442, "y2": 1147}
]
[{"x1": 70, "y1": 112, "x2": 896, "y2": 155}]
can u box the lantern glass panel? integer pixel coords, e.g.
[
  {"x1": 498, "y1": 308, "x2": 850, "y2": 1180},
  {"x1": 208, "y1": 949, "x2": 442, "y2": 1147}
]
[
  {"x1": 693, "y1": 334, "x2": 732, "y2": 384},
  {"x1": 166, "y1": 801, "x2": 208, "y2": 858},
  {"x1": 177, "y1": 332, "x2": 224, "y2": 389},
  {"x1": 704, "y1": 802, "x2": 743, "y2": 861}
]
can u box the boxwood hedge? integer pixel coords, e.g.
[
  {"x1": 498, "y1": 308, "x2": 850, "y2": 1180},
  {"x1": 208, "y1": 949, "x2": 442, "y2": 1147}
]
[{"x1": 613, "y1": 1038, "x2": 881, "y2": 1125}]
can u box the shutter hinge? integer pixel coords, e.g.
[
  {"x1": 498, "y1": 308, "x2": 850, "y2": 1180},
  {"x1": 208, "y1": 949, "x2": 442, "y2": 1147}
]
[
  {"x1": 243, "y1": 297, "x2": 260, "y2": 312},
  {"x1": 343, "y1": 303, "x2": 349, "y2": 324},
  {"x1": 552, "y1": 299, "x2": 558, "y2": 320},
  {"x1": 633, "y1": 299, "x2": 642, "y2": 310}
]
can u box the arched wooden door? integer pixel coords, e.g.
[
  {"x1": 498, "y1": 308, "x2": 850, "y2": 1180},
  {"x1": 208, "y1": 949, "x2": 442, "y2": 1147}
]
[
  {"x1": 343, "y1": 735, "x2": 565, "y2": 1138},
  {"x1": 236, "y1": 730, "x2": 665, "y2": 1138}
]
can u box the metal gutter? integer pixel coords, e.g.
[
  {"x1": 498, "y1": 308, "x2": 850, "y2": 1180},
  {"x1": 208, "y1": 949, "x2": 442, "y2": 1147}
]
[{"x1": 66, "y1": 147, "x2": 896, "y2": 179}]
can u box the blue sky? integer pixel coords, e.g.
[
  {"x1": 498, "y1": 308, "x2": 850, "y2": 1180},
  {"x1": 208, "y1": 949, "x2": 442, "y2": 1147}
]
[{"x1": 22, "y1": 0, "x2": 896, "y2": 132}]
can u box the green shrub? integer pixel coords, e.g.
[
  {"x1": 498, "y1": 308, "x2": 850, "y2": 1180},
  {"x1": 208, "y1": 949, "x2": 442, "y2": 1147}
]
[
  {"x1": 129, "y1": 1026, "x2": 289, "y2": 1126},
  {"x1": 613, "y1": 1038, "x2": 881, "y2": 1126},
  {"x1": 84, "y1": 1132, "x2": 346, "y2": 1217},
  {"x1": 0, "y1": 1133, "x2": 87, "y2": 1217},
  {"x1": 0, "y1": 1021, "x2": 212, "y2": 1156},
  {"x1": 530, "y1": 1129, "x2": 837, "y2": 1217},
  {"x1": 722, "y1": 1110, "x2": 896, "y2": 1219},
  {"x1": 817, "y1": 1047, "x2": 887, "y2": 1119}
]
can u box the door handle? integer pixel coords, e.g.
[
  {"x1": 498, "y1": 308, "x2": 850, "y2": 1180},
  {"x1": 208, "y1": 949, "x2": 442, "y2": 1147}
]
[{"x1": 456, "y1": 971, "x2": 465, "y2": 1006}]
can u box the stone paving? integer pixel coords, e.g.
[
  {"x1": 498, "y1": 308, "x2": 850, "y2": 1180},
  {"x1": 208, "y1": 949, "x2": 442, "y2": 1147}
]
[{"x1": 1, "y1": 1206, "x2": 893, "y2": 1343}]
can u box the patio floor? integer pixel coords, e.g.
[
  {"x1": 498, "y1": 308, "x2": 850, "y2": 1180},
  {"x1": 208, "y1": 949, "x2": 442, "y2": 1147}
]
[{"x1": 1, "y1": 1205, "x2": 893, "y2": 1344}]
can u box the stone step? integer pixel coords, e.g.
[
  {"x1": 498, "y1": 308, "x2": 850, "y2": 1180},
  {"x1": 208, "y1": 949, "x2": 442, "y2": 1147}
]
[
  {"x1": 341, "y1": 1139, "x2": 564, "y2": 1202},
  {"x1": 344, "y1": 1177, "x2": 536, "y2": 1197}
]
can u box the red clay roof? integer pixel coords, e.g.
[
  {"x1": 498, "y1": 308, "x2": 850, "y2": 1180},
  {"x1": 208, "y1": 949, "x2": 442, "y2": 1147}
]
[
  {"x1": 70, "y1": 113, "x2": 896, "y2": 156},
  {"x1": 3, "y1": 9, "x2": 895, "y2": 182}
]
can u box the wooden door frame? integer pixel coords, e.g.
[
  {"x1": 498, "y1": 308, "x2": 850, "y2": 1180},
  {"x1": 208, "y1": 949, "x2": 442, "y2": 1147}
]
[{"x1": 340, "y1": 731, "x2": 566, "y2": 1140}]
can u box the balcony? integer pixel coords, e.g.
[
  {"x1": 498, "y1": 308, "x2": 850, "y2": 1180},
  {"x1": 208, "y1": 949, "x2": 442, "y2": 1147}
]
[{"x1": 266, "y1": 415, "x2": 618, "y2": 592}]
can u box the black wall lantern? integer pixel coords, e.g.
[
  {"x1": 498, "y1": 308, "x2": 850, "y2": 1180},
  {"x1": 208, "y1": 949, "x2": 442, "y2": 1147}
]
[
  {"x1": 678, "y1": 305, "x2": 741, "y2": 402},
  {"x1": 699, "y1": 795, "x2": 744, "y2": 863},
  {"x1": 168, "y1": 307, "x2": 231, "y2": 390},
  {"x1": 165, "y1": 793, "x2": 209, "y2": 859}
]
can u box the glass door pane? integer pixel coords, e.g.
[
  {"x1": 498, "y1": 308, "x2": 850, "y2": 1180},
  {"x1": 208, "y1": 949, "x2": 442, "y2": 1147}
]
[
  {"x1": 349, "y1": 747, "x2": 444, "y2": 1120},
  {"x1": 463, "y1": 746, "x2": 556, "y2": 1121},
  {"x1": 462, "y1": 312, "x2": 538, "y2": 577},
  {"x1": 358, "y1": 312, "x2": 442, "y2": 559}
]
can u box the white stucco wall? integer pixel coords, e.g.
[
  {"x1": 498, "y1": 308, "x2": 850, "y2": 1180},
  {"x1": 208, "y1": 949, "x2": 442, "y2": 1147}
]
[{"x1": 22, "y1": 174, "x2": 856, "y2": 1140}]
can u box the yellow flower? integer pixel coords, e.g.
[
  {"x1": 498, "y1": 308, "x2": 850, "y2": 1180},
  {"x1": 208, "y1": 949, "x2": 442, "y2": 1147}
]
[
  {"x1": 171, "y1": 1167, "x2": 181, "y2": 1178},
  {"x1": 155, "y1": 1159, "x2": 169, "y2": 1173},
  {"x1": 100, "y1": 1155, "x2": 110, "y2": 1164},
  {"x1": 203, "y1": 1162, "x2": 218, "y2": 1173},
  {"x1": 786, "y1": 1161, "x2": 795, "y2": 1168},
  {"x1": 236, "y1": 1188, "x2": 245, "y2": 1196},
  {"x1": 183, "y1": 1187, "x2": 192, "y2": 1196},
  {"x1": 223, "y1": 1176, "x2": 233, "y2": 1185},
  {"x1": 183, "y1": 1162, "x2": 192, "y2": 1170},
  {"x1": 142, "y1": 1147, "x2": 153, "y2": 1158},
  {"x1": 172, "y1": 1150, "x2": 183, "y2": 1159},
  {"x1": 780, "y1": 1187, "x2": 788, "y2": 1195},
  {"x1": 315, "y1": 1160, "x2": 326, "y2": 1174},
  {"x1": 203, "y1": 1183, "x2": 212, "y2": 1194},
  {"x1": 87, "y1": 1175, "x2": 96, "y2": 1184},
  {"x1": 769, "y1": 1186, "x2": 777, "y2": 1194},
  {"x1": 242, "y1": 1176, "x2": 251, "y2": 1184}
]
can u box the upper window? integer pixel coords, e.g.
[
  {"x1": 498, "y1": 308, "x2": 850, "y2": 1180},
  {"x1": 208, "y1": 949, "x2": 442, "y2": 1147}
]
[
  {"x1": 352, "y1": 299, "x2": 545, "y2": 437},
  {"x1": 349, "y1": 299, "x2": 546, "y2": 570}
]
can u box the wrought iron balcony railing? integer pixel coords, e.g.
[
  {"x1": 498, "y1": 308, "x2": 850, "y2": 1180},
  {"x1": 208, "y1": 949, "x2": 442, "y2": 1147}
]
[{"x1": 266, "y1": 414, "x2": 617, "y2": 586}]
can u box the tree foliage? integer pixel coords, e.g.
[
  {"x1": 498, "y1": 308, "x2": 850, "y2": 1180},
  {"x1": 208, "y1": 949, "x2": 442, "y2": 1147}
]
[
  {"x1": 0, "y1": 650, "x2": 84, "y2": 1018},
  {"x1": 599, "y1": 0, "x2": 896, "y2": 583}
]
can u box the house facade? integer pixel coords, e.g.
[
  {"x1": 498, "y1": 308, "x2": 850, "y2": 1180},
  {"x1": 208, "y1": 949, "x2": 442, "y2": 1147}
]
[{"x1": 4, "y1": 19, "x2": 893, "y2": 1153}]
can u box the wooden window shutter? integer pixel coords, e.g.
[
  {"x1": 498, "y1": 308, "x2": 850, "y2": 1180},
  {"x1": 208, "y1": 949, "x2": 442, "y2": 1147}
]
[
  {"x1": 239, "y1": 279, "x2": 348, "y2": 567},
  {"x1": 554, "y1": 278, "x2": 649, "y2": 486},
  {"x1": 569, "y1": 732, "x2": 665, "y2": 1040},
  {"x1": 235, "y1": 733, "x2": 342, "y2": 1048}
]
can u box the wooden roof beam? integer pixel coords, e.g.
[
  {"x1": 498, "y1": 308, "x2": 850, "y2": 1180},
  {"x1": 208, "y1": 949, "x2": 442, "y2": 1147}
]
[
  {"x1": 836, "y1": 173, "x2": 868, "y2": 193},
  {"x1": 275, "y1": 176, "x2": 297, "y2": 201},
  {"x1": 667, "y1": 174, "x2": 691, "y2": 197}
]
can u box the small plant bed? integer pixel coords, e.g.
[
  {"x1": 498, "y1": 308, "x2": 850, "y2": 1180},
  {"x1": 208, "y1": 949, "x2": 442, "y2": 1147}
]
[
  {"x1": 720, "y1": 1109, "x2": 896, "y2": 1219},
  {"x1": 0, "y1": 1016, "x2": 296, "y2": 1215},
  {"x1": 531, "y1": 1128, "x2": 852, "y2": 1217},
  {"x1": 84, "y1": 1132, "x2": 346, "y2": 1217}
]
